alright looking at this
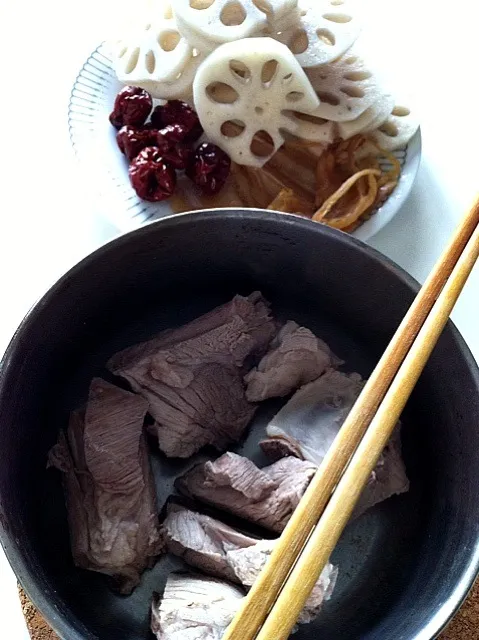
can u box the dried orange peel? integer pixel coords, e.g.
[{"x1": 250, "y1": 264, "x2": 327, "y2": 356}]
[
  {"x1": 181, "y1": 133, "x2": 402, "y2": 233},
  {"x1": 312, "y1": 168, "x2": 381, "y2": 229},
  {"x1": 268, "y1": 188, "x2": 316, "y2": 216},
  {"x1": 309, "y1": 135, "x2": 401, "y2": 230}
]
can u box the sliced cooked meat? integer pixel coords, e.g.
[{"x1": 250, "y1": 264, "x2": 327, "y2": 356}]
[
  {"x1": 244, "y1": 320, "x2": 341, "y2": 401},
  {"x1": 356, "y1": 428, "x2": 410, "y2": 515},
  {"x1": 107, "y1": 292, "x2": 276, "y2": 458},
  {"x1": 261, "y1": 369, "x2": 410, "y2": 517},
  {"x1": 175, "y1": 452, "x2": 316, "y2": 532},
  {"x1": 151, "y1": 572, "x2": 244, "y2": 640},
  {"x1": 162, "y1": 505, "x2": 338, "y2": 624},
  {"x1": 262, "y1": 370, "x2": 364, "y2": 463},
  {"x1": 143, "y1": 363, "x2": 255, "y2": 458},
  {"x1": 48, "y1": 378, "x2": 162, "y2": 594},
  {"x1": 227, "y1": 540, "x2": 337, "y2": 624},
  {"x1": 161, "y1": 503, "x2": 258, "y2": 582}
]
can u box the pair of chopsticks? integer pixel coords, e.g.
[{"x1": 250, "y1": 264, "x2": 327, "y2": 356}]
[{"x1": 223, "y1": 195, "x2": 479, "y2": 640}]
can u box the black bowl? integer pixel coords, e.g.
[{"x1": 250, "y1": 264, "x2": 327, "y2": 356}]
[{"x1": 1, "y1": 210, "x2": 479, "y2": 640}]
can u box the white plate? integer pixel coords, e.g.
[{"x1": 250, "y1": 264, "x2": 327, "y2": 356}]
[{"x1": 68, "y1": 42, "x2": 422, "y2": 240}]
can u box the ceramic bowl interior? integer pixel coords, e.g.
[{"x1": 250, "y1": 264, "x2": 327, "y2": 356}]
[{"x1": 0, "y1": 210, "x2": 478, "y2": 640}]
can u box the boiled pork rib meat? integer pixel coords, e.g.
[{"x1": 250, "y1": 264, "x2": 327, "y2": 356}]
[
  {"x1": 108, "y1": 292, "x2": 276, "y2": 458},
  {"x1": 151, "y1": 572, "x2": 244, "y2": 640},
  {"x1": 175, "y1": 452, "x2": 316, "y2": 532},
  {"x1": 262, "y1": 369, "x2": 410, "y2": 517},
  {"x1": 48, "y1": 378, "x2": 162, "y2": 594},
  {"x1": 244, "y1": 320, "x2": 341, "y2": 401},
  {"x1": 162, "y1": 502, "x2": 258, "y2": 582},
  {"x1": 161, "y1": 504, "x2": 338, "y2": 624}
]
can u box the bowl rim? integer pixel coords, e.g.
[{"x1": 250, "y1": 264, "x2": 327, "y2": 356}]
[{"x1": 0, "y1": 208, "x2": 478, "y2": 640}]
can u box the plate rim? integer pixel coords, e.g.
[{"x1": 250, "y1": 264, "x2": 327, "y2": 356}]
[{"x1": 68, "y1": 41, "x2": 422, "y2": 242}]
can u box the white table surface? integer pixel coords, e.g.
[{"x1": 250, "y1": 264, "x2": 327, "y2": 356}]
[{"x1": 1, "y1": 0, "x2": 478, "y2": 637}]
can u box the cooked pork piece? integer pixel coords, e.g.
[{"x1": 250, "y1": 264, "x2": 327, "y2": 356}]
[
  {"x1": 244, "y1": 321, "x2": 341, "y2": 401},
  {"x1": 162, "y1": 505, "x2": 338, "y2": 624},
  {"x1": 107, "y1": 292, "x2": 276, "y2": 458},
  {"x1": 151, "y1": 572, "x2": 244, "y2": 640},
  {"x1": 175, "y1": 452, "x2": 316, "y2": 532},
  {"x1": 227, "y1": 540, "x2": 337, "y2": 624},
  {"x1": 161, "y1": 503, "x2": 258, "y2": 582},
  {"x1": 48, "y1": 378, "x2": 162, "y2": 594},
  {"x1": 261, "y1": 370, "x2": 410, "y2": 517}
]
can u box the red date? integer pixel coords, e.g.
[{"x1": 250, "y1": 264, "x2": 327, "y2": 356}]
[
  {"x1": 186, "y1": 143, "x2": 231, "y2": 195},
  {"x1": 116, "y1": 125, "x2": 160, "y2": 161},
  {"x1": 151, "y1": 100, "x2": 203, "y2": 142},
  {"x1": 156, "y1": 124, "x2": 194, "y2": 170},
  {"x1": 128, "y1": 147, "x2": 176, "y2": 201},
  {"x1": 110, "y1": 86, "x2": 152, "y2": 129},
  {"x1": 111, "y1": 89, "x2": 232, "y2": 201}
]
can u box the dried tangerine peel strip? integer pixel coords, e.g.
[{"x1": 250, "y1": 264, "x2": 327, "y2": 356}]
[
  {"x1": 313, "y1": 168, "x2": 381, "y2": 228},
  {"x1": 338, "y1": 133, "x2": 368, "y2": 173},
  {"x1": 193, "y1": 37, "x2": 319, "y2": 167},
  {"x1": 277, "y1": 0, "x2": 362, "y2": 67},
  {"x1": 347, "y1": 172, "x2": 379, "y2": 227},
  {"x1": 316, "y1": 178, "x2": 378, "y2": 230},
  {"x1": 313, "y1": 134, "x2": 401, "y2": 229},
  {"x1": 314, "y1": 137, "x2": 359, "y2": 205},
  {"x1": 267, "y1": 188, "x2": 315, "y2": 216},
  {"x1": 365, "y1": 138, "x2": 401, "y2": 186},
  {"x1": 225, "y1": 134, "x2": 398, "y2": 230}
]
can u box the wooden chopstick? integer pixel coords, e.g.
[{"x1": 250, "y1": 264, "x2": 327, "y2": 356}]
[
  {"x1": 256, "y1": 214, "x2": 479, "y2": 640},
  {"x1": 223, "y1": 195, "x2": 479, "y2": 640}
]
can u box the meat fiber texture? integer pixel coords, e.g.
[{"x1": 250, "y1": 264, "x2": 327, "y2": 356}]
[
  {"x1": 161, "y1": 504, "x2": 338, "y2": 624},
  {"x1": 175, "y1": 452, "x2": 317, "y2": 533},
  {"x1": 244, "y1": 320, "x2": 342, "y2": 401},
  {"x1": 262, "y1": 369, "x2": 410, "y2": 518},
  {"x1": 48, "y1": 378, "x2": 162, "y2": 594},
  {"x1": 108, "y1": 293, "x2": 276, "y2": 458},
  {"x1": 161, "y1": 503, "x2": 258, "y2": 582},
  {"x1": 151, "y1": 572, "x2": 244, "y2": 640}
]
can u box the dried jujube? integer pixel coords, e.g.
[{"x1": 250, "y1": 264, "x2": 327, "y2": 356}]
[
  {"x1": 109, "y1": 86, "x2": 153, "y2": 129},
  {"x1": 128, "y1": 147, "x2": 176, "y2": 202},
  {"x1": 186, "y1": 143, "x2": 231, "y2": 195}
]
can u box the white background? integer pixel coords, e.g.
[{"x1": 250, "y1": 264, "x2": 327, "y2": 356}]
[{"x1": 1, "y1": 0, "x2": 478, "y2": 636}]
